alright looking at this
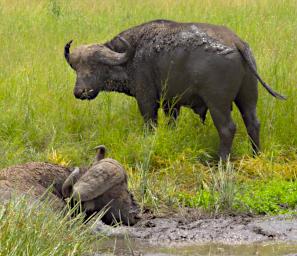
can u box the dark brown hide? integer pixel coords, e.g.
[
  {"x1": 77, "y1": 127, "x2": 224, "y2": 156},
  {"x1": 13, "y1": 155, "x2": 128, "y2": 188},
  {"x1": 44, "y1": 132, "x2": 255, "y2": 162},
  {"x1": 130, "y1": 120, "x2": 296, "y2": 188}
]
[
  {"x1": 0, "y1": 162, "x2": 72, "y2": 209},
  {"x1": 65, "y1": 20, "x2": 285, "y2": 159},
  {"x1": 62, "y1": 158, "x2": 140, "y2": 226}
]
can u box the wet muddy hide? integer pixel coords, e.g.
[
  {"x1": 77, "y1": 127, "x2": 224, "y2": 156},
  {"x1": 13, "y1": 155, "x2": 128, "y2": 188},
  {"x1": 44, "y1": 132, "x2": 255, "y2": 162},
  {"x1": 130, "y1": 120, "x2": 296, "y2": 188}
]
[{"x1": 0, "y1": 162, "x2": 72, "y2": 209}]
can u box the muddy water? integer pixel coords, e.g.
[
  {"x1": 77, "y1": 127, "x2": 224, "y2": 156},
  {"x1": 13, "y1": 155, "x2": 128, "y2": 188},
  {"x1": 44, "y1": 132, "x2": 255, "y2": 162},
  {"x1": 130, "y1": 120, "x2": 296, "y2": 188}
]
[
  {"x1": 93, "y1": 214, "x2": 297, "y2": 255},
  {"x1": 96, "y1": 239, "x2": 297, "y2": 255}
]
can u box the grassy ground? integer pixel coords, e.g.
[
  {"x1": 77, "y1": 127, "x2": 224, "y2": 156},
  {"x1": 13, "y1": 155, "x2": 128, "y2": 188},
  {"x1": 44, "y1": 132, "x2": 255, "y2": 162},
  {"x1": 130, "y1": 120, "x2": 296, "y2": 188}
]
[{"x1": 0, "y1": 0, "x2": 297, "y2": 219}]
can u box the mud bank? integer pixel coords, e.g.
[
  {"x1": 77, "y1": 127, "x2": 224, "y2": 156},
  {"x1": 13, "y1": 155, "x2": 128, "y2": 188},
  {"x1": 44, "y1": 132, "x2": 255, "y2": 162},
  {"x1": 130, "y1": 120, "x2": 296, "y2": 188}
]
[{"x1": 94, "y1": 214, "x2": 297, "y2": 245}]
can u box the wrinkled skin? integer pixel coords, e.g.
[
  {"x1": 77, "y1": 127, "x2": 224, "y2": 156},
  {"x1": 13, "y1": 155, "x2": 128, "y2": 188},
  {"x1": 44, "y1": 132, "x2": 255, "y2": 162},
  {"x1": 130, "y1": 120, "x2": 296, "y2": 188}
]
[{"x1": 65, "y1": 19, "x2": 285, "y2": 160}]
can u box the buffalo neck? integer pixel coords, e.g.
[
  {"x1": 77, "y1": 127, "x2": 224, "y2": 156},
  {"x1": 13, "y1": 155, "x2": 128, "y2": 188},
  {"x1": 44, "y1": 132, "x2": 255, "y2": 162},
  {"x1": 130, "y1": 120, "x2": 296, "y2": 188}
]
[{"x1": 103, "y1": 78, "x2": 133, "y2": 96}]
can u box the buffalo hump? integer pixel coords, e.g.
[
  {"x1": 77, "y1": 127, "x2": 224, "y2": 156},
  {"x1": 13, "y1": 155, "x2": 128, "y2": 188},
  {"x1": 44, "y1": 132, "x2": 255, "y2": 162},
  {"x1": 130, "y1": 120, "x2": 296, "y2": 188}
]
[{"x1": 72, "y1": 158, "x2": 126, "y2": 202}]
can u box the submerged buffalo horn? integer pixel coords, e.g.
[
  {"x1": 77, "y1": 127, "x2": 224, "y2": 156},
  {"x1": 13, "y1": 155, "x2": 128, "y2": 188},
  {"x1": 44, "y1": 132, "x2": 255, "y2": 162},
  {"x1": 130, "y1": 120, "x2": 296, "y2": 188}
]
[
  {"x1": 94, "y1": 36, "x2": 133, "y2": 66},
  {"x1": 64, "y1": 40, "x2": 73, "y2": 64}
]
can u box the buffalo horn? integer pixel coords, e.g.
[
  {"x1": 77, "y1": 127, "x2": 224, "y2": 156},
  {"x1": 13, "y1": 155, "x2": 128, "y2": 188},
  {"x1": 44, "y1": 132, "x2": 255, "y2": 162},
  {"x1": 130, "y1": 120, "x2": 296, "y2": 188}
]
[
  {"x1": 94, "y1": 36, "x2": 133, "y2": 66},
  {"x1": 64, "y1": 40, "x2": 73, "y2": 64}
]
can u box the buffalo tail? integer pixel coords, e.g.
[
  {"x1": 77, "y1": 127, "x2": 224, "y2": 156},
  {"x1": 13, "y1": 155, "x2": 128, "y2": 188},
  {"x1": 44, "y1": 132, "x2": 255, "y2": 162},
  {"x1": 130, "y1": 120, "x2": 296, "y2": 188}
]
[{"x1": 237, "y1": 41, "x2": 286, "y2": 100}]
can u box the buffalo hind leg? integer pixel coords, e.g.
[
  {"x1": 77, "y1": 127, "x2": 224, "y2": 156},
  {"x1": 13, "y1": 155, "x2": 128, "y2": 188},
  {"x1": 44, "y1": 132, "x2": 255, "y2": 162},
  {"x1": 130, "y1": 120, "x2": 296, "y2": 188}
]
[
  {"x1": 209, "y1": 106, "x2": 236, "y2": 160},
  {"x1": 235, "y1": 101, "x2": 260, "y2": 155},
  {"x1": 235, "y1": 74, "x2": 260, "y2": 155}
]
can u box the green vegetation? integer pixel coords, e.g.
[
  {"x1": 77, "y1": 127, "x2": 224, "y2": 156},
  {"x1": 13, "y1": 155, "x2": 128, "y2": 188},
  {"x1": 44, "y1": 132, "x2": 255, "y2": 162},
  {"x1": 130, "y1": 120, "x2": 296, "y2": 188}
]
[
  {"x1": 178, "y1": 166, "x2": 297, "y2": 215},
  {"x1": 237, "y1": 179, "x2": 297, "y2": 214},
  {"x1": 0, "y1": 196, "x2": 100, "y2": 256},
  {"x1": 0, "y1": 0, "x2": 296, "y2": 233}
]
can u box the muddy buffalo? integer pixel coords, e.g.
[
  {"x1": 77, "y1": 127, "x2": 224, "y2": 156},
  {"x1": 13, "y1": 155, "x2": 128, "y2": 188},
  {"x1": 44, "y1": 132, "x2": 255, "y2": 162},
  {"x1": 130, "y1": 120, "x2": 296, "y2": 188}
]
[
  {"x1": 0, "y1": 162, "x2": 72, "y2": 209},
  {"x1": 62, "y1": 145, "x2": 140, "y2": 226},
  {"x1": 0, "y1": 147, "x2": 140, "y2": 226},
  {"x1": 64, "y1": 19, "x2": 285, "y2": 160}
]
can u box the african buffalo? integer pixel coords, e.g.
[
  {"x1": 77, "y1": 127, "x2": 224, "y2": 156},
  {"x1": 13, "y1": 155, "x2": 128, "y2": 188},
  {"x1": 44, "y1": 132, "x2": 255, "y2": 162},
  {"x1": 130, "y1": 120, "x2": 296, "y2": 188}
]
[
  {"x1": 0, "y1": 162, "x2": 72, "y2": 209},
  {"x1": 62, "y1": 145, "x2": 140, "y2": 226},
  {"x1": 64, "y1": 19, "x2": 285, "y2": 160}
]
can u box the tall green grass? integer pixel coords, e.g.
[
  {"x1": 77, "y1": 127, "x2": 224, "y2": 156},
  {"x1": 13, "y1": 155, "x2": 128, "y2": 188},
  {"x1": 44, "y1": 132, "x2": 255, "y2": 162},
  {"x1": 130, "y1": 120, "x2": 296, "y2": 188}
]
[
  {"x1": 0, "y1": 196, "x2": 100, "y2": 255},
  {"x1": 0, "y1": 0, "x2": 296, "y2": 213}
]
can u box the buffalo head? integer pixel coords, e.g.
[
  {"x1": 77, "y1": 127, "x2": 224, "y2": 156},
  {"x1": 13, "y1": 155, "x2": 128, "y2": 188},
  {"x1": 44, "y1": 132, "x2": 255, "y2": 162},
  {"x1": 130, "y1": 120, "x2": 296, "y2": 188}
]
[{"x1": 64, "y1": 37, "x2": 133, "y2": 100}]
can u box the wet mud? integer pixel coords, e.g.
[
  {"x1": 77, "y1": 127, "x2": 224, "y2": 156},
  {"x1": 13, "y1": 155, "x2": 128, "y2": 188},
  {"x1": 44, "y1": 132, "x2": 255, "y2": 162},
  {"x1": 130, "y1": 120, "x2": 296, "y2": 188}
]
[
  {"x1": 93, "y1": 213, "x2": 297, "y2": 255},
  {"x1": 94, "y1": 214, "x2": 297, "y2": 246}
]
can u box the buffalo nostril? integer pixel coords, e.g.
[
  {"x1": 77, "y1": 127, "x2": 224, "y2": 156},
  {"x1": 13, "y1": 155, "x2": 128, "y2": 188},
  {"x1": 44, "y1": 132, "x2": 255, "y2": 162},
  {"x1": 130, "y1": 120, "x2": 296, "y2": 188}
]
[
  {"x1": 74, "y1": 88, "x2": 97, "y2": 100},
  {"x1": 74, "y1": 89, "x2": 84, "y2": 99}
]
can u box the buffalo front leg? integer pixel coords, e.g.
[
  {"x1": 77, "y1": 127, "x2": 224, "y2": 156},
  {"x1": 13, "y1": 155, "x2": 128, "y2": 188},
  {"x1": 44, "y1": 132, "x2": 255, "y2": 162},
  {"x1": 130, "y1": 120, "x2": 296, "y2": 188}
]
[
  {"x1": 209, "y1": 106, "x2": 236, "y2": 160},
  {"x1": 136, "y1": 98, "x2": 159, "y2": 127},
  {"x1": 163, "y1": 101, "x2": 180, "y2": 124}
]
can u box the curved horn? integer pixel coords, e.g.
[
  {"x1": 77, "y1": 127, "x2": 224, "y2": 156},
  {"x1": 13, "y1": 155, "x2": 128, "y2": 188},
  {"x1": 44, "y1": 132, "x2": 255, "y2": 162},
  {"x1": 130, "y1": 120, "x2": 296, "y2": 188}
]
[
  {"x1": 117, "y1": 36, "x2": 131, "y2": 50},
  {"x1": 62, "y1": 167, "x2": 80, "y2": 198},
  {"x1": 94, "y1": 36, "x2": 133, "y2": 66},
  {"x1": 94, "y1": 145, "x2": 106, "y2": 162},
  {"x1": 64, "y1": 40, "x2": 73, "y2": 64}
]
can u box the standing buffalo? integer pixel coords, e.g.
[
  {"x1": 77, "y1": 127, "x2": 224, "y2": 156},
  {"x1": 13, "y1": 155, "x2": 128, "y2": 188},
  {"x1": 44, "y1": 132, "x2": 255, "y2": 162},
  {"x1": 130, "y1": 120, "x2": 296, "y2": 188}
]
[{"x1": 64, "y1": 19, "x2": 285, "y2": 160}]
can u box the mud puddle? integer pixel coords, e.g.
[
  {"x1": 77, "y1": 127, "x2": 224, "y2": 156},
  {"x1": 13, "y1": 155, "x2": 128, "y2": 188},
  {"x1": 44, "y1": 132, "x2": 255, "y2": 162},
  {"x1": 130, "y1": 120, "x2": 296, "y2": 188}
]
[
  {"x1": 96, "y1": 239, "x2": 297, "y2": 255},
  {"x1": 93, "y1": 214, "x2": 297, "y2": 255}
]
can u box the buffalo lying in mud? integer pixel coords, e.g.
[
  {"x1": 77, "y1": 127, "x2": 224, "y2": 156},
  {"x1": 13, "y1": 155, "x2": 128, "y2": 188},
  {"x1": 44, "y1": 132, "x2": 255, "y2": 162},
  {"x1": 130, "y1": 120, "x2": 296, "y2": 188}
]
[
  {"x1": 62, "y1": 145, "x2": 140, "y2": 225},
  {"x1": 64, "y1": 19, "x2": 285, "y2": 160},
  {"x1": 0, "y1": 147, "x2": 140, "y2": 226}
]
